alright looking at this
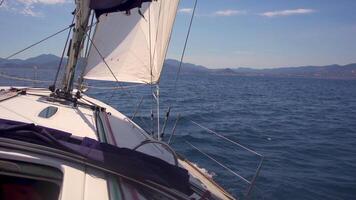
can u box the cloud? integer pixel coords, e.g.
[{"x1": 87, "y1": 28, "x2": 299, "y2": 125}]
[
  {"x1": 178, "y1": 8, "x2": 193, "y2": 14},
  {"x1": 1, "y1": 0, "x2": 67, "y2": 17},
  {"x1": 260, "y1": 8, "x2": 315, "y2": 17},
  {"x1": 18, "y1": 0, "x2": 67, "y2": 5},
  {"x1": 214, "y1": 9, "x2": 247, "y2": 16},
  {"x1": 21, "y1": 5, "x2": 42, "y2": 16}
]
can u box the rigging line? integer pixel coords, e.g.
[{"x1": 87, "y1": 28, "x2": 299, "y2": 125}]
[
  {"x1": 77, "y1": 11, "x2": 96, "y2": 90},
  {"x1": 0, "y1": 72, "x2": 145, "y2": 90},
  {"x1": 0, "y1": 73, "x2": 51, "y2": 83},
  {"x1": 189, "y1": 119, "x2": 262, "y2": 157},
  {"x1": 84, "y1": 32, "x2": 123, "y2": 86},
  {"x1": 84, "y1": 83, "x2": 146, "y2": 90},
  {"x1": 84, "y1": 32, "x2": 135, "y2": 100},
  {"x1": 161, "y1": 0, "x2": 196, "y2": 137},
  {"x1": 173, "y1": 0, "x2": 198, "y2": 91},
  {"x1": 148, "y1": 4, "x2": 156, "y2": 136},
  {"x1": 84, "y1": 12, "x2": 95, "y2": 58},
  {"x1": 5, "y1": 24, "x2": 74, "y2": 60},
  {"x1": 185, "y1": 140, "x2": 251, "y2": 185},
  {"x1": 52, "y1": 13, "x2": 76, "y2": 89}
]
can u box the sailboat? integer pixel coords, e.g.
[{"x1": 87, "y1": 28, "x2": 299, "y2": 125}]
[{"x1": 0, "y1": 0, "x2": 263, "y2": 199}]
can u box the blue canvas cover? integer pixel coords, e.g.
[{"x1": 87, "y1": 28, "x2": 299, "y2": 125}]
[
  {"x1": 0, "y1": 119, "x2": 192, "y2": 196},
  {"x1": 90, "y1": 0, "x2": 152, "y2": 18}
]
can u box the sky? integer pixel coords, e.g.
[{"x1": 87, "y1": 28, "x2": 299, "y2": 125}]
[{"x1": 0, "y1": 0, "x2": 355, "y2": 69}]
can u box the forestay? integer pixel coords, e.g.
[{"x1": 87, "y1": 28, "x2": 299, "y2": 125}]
[{"x1": 84, "y1": 0, "x2": 179, "y2": 84}]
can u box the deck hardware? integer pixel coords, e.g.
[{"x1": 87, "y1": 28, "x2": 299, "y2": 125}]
[
  {"x1": 131, "y1": 96, "x2": 144, "y2": 121},
  {"x1": 38, "y1": 106, "x2": 59, "y2": 118},
  {"x1": 133, "y1": 140, "x2": 179, "y2": 166},
  {"x1": 168, "y1": 114, "x2": 181, "y2": 145},
  {"x1": 188, "y1": 119, "x2": 264, "y2": 199}
]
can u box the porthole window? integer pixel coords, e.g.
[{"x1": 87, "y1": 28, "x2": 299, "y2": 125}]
[{"x1": 38, "y1": 106, "x2": 58, "y2": 118}]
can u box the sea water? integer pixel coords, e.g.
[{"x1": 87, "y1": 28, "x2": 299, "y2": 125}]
[{"x1": 1, "y1": 67, "x2": 356, "y2": 200}]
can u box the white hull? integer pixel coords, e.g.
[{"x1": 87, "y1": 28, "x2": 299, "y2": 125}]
[{"x1": 0, "y1": 87, "x2": 235, "y2": 200}]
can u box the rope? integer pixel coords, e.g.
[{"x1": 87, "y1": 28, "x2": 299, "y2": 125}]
[
  {"x1": 77, "y1": 11, "x2": 96, "y2": 90},
  {"x1": 148, "y1": 1, "x2": 163, "y2": 137},
  {"x1": 0, "y1": 72, "x2": 145, "y2": 90},
  {"x1": 83, "y1": 31, "x2": 137, "y2": 105},
  {"x1": 164, "y1": 0, "x2": 197, "y2": 120},
  {"x1": 0, "y1": 73, "x2": 51, "y2": 83},
  {"x1": 185, "y1": 140, "x2": 251, "y2": 184},
  {"x1": 84, "y1": 84, "x2": 146, "y2": 90},
  {"x1": 173, "y1": 0, "x2": 198, "y2": 91},
  {"x1": 84, "y1": 32, "x2": 125, "y2": 90},
  {"x1": 84, "y1": 12, "x2": 96, "y2": 58},
  {"x1": 148, "y1": 4, "x2": 156, "y2": 136},
  {"x1": 5, "y1": 24, "x2": 74, "y2": 60},
  {"x1": 163, "y1": 0, "x2": 197, "y2": 139},
  {"x1": 52, "y1": 14, "x2": 76, "y2": 89},
  {"x1": 189, "y1": 119, "x2": 263, "y2": 157}
]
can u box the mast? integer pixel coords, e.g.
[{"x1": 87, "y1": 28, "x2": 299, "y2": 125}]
[{"x1": 62, "y1": 0, "x2": 91, "y2": 94}]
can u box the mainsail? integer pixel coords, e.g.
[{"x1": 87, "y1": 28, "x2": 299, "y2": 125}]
[{"x1": 84, "y1": 0, "x2": 179, "y2": 84}]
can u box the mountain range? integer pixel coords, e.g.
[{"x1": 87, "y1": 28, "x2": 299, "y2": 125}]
[
  {"x1": 0, "y1": 54, "x2": 63, "y2": 68},
  {"x1": 164, "y1": 59, "x2": 356, "y2": 80},
  {"x1": 1, "y1": 54, "x2": 356, "y2": 80}
]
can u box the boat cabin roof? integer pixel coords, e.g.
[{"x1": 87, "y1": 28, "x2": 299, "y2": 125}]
[{"x1": 0, "y1": 87, "x2": 236, "y2": 200}]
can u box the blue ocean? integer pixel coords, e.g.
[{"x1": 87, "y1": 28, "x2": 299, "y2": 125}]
[{"x1": 1, "y1": 67, "x2": 356, "y2": 200}]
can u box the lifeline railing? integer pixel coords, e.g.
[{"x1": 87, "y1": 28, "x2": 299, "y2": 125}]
[
  {"x1": 168, "y1": 117, "x2": 264, "y2": 199},
  {"x1": 129, "y1": 100, "x2": 264, "y2": 199}
]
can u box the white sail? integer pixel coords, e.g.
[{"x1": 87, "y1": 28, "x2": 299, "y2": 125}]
[{"x1": 84, "y1": 0, "x2": 179, "y2": 84}]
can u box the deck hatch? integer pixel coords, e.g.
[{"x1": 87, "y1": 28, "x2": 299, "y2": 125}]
[{"x1": 38, "y1": 106, "x2": 58, "y2": 118}]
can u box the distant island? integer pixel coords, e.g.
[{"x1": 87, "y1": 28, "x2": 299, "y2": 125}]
[
  {"x1": 164, "y1": 59, "x2": 356, "y2": 80},
  {"x1": 1, "y1": 54, "x2": 356, "y2": 80}
]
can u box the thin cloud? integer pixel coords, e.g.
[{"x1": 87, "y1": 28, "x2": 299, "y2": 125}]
[
  {"x1": 178, "y1": 8, "x2": 193, "y2": 14},
  {"x1": 260, "y1": 8, "x2": 315, "y2": 17},
  {"x1": 2, "y1": 0, "x2": 67, "y2": 17},
  {"x1": 22, "y1": 5, "x2": 42, "y2": 16},
  {"x1": 18, "y1": 0, "x2": 67, "y2": 5},
  {"x1": 214, "y1": 9, "x2": 247, "y2": 16}
]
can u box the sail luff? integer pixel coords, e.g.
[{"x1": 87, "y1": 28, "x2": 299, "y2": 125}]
[
  {"x1": 83, "y1": 0, "x2": 179, "y2": 84},
  {"x1": 155, "y1": 0, "x2": 180, "y2": 83}
]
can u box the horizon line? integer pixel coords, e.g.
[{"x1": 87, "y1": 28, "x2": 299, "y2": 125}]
[{"x1": 1, "y1": 53, "x2": 355, "y2": 70}]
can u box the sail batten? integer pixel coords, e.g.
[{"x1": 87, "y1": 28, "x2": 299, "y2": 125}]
[{"x1": 84, "y1": 0, "x2": 179, "y2": 84}]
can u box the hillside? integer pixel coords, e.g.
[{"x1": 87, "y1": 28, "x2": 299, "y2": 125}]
[
  {"x1": 232, "y1": 64, "x2": 356, "y2": 79},
  {"x1": 1, "y1": 54, "x2": 356, "y2": 80}
]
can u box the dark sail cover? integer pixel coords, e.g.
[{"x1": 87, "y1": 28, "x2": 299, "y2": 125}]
[
  {"x1": 0, "y1": 119, "x2": 192, "y2": 196},
  {"x1": 90, "y1": 0, "x2": 152, "y2": 18}
]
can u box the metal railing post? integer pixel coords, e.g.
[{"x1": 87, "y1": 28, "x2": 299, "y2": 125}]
[
  {"x1": 245, "y1": 157, "x2": 264, "y2": 199},
  {"x1": 131, "y1": 96, "x2": 144, "y2": 120},
  {"x1": 168, "y1": 114, "x2": 181, "y2": 144}
]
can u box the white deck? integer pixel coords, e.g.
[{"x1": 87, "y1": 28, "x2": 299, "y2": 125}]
[{"x1": 0, "y1": 87, "x2": 175, "y2": 164}]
